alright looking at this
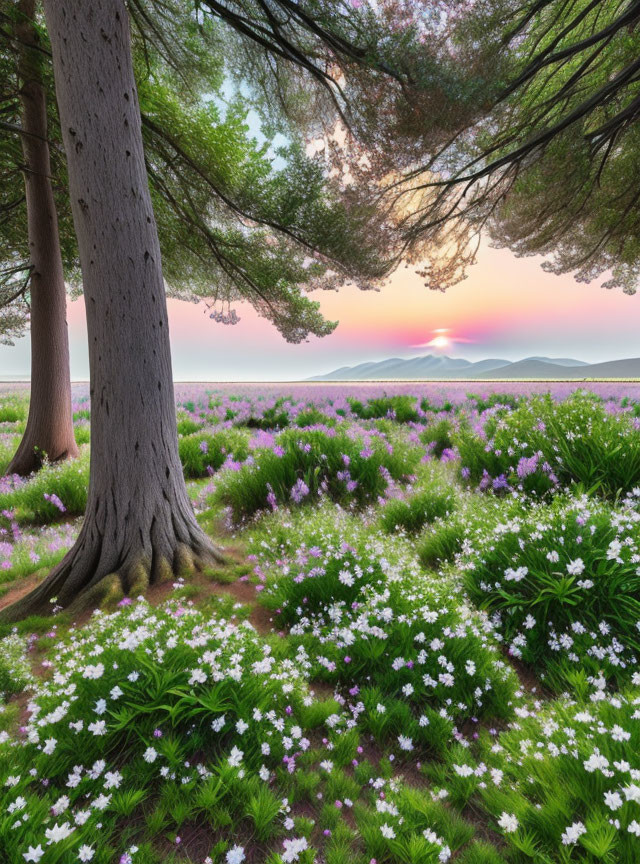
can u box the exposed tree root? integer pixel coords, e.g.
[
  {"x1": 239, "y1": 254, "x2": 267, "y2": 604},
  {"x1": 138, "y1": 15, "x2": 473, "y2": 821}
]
[
  {"x1": 6, "y1": 440, "x2": 79, "y2": 478},
  {"x1": 0, "y1": 517, "x2": 226, "y2": 623}
]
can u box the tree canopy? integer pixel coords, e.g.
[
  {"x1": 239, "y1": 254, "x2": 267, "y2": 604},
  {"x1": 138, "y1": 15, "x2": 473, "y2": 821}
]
[{"x1": 0, "y1": 0, "x2": 412, "y2": 345}]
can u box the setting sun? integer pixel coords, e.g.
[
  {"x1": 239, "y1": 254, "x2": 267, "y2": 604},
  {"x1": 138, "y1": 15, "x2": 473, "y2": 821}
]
[{"x1": 430, "y1": 334, "x2": 451, "y2": 350}]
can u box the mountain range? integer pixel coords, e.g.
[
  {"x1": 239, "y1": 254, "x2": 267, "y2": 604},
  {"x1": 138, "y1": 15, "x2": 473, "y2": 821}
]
[{"x1": 308, "y1": 355, "x2": 640, "y2": 380}]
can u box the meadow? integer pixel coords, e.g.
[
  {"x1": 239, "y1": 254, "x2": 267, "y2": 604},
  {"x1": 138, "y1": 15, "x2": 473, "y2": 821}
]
[{"x1": 1, "y1": 382, "x2": 640, "y2": 864}]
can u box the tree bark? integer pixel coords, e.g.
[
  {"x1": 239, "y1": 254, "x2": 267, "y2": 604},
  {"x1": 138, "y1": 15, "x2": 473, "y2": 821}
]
[
  {"x1": 1, "y1": 0, "x2": 223, "y2": 621},
  {"x1": 6, "y1": 0, "x2": 78, "y2": 476}
]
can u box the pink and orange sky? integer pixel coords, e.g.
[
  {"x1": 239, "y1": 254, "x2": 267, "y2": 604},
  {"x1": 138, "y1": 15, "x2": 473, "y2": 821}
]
[{"x1": 1, "y1": 240, "x2": 639, "y2": 380}]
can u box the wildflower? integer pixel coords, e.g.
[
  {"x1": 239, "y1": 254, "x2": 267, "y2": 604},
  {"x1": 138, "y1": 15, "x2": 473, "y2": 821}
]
[
  {"x1": 561, "y1": 821, "x2": 586, "y2": 845},
  {"x1": 143, "y1": 747, "x2": 158, "y2": 763},
  {"x1": 282, "y1": 837, "x2": 308, "y2": 863},
  {"x1": 78, "y1": 847, "x2": 95, "y2": 862},
  {"x1": 23, "y1": 847, "x2": 44, "y2": 863},
  {"x1": 380, "y1": 823, "x2": 396, "y2": 839},
  {"x1": 604, "y1": 791, "x2": 623, "y2": 810},
  {"x1": 226, "y1": 847, "x2": 245, "y2": 864},
  {"x1": 45, "y1": 822, "x2": 75, "y2": 844},
  {"x1": 497, "y1": 813, "x2": 519, "y2": 833},
  {"x1": 290, "y1": 479, "x2": 309, "y2": 504},
  {"x1": 228, "y1": 746, "x2": 243, "y2": 767}
]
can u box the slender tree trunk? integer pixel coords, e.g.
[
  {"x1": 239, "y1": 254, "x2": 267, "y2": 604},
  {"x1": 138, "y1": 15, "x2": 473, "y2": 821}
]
[
  {"x1": 6, "y1": 0, "x2": 78, "y2": 476},
  {"x1": 1, "y1": 0, "x2": 223, "y2": 621}
]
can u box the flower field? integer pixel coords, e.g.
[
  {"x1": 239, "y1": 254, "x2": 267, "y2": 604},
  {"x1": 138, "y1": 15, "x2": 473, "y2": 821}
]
[{"x1": 2, "y1": 382, "x2": 640, "y2": 863}]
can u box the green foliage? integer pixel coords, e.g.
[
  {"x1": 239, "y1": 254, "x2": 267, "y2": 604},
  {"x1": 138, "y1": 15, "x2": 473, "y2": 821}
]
[
  {"x1": 348, "y1": 396, "x2": 419, "y2": 424},
  {"x1": 0, "y1": 449, "x2": 89, "y2": 522},
  {"x1": 213, "y1": 427, "x2": 419, "y2": 522},
  {"x1": 380, "y1": 481, "x2": 455, "y2": 535},
  {"x1": 456, "y1": 392, "x2": 640, "y2": 498},
  {"x1": 462, "y1": 494, "x2": 640, "y2": 687},
  {"x1": 178, "y1": 429, "x2": 250, "y2": 478},
  {"x1": 419, "y1": 418, "x2": 454, "y2": 458}
]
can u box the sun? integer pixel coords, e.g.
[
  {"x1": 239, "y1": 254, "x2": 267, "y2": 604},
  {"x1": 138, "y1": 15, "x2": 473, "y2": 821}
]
[{"x1": 430, "y1": 334, "x2": 451, "y2": 349}]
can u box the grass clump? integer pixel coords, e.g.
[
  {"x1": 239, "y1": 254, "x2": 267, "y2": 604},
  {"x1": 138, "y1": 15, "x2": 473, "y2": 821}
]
[
  {"x1": 0, "y1": 598, "x2": 343, "y2": 863},
  {"x1": 461, "y1": 493, "x2": 640, "y2": 688},
  {"x1": 178, "y1": 428, "x2": 250, "y2": 478},
  {"x1": 456, "y1": 392, "x2": 640, "y2": 498},
  {"x1": 380, "y1": 480, "x2": 455, "y2": 535},
  {"x1": 348, "y1": 395, "x2": 420, "y2": 424},
  {"x1": 0, "y1": 449, "x2": 89, "y2": 522},
  {"x1": 254, "y1": 507, "x2": 519, "y2": 752},
  {"x1": 213, "y1": 427, "x2": 419, "y2": 523},
  {"x1": 438, "y1": 686, "x2": 640, "y2": 863}
]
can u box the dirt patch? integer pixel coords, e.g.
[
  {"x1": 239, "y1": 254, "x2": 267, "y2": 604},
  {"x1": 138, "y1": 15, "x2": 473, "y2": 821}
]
[
  {"x1": 0, "y1": 574, "x2": 42, "y2": 613},
  {"x1": 210, "y1": 577, "x2": 274, "y2": 635}
]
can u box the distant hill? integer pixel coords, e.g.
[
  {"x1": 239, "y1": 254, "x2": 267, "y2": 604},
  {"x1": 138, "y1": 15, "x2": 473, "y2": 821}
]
[{"x1": 308, "y1": 354, "x2": 640, "y2": 381}]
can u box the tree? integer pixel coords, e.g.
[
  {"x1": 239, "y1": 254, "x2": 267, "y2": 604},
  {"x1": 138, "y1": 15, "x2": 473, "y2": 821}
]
[
  {"x1": 0, "y1": 0, "x2": 396, "y2": 480},
  {"x1": 0, "y1": 0, "x2": 417, "y2": 619},
  {"x1": 0, "y1": 0, "x2": 77, "y2": 475},
  {"x1": 1, "y1": 0, "x2": 228, "y2": 620}
]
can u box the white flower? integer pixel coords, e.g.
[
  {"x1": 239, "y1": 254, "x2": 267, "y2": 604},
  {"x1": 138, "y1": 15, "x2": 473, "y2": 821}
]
[
  {"x1": 611, "y1": 725, "x2": 631, "y2": 742},
  {"x1": 226, "y1": 845, "x2": 245, "y2": 864},
  {"x1": 143, "y1": 747, "x2": 158, "y2": 763},
  {"x1": 189, "y1": 668, "x2": 207, "y2": 685},
  {"x1": 74, "y1": 810, "x2": 91, "y2": 826},
  {"x1": 52, "y1": 795, "x2": 70, "y2": 815},
  {"x1": 398, "y1": 735, "x2": 414, "y2": 751},
  {"x1": 104, "y1": 771, "x2": 123, "y2": 789},
  {"x1": 92, "y1": 794, "x2": 111, "y2": 811},
  {"x1": 45, "y1": 822, "x2": 75, "y2": 844},
  {"x1": 623, "y1": 784, "x2": 640, "y2": 803},
  {"x1": 628, "y1": 821, "x2": 640, "y2": 837},
  {"x1": 82, "y1": 663, "x2": 104, "y2": 680},
  {"x1": 78, "y1": 846, "x2": 95, "y2": 862},
  {"x1": 497, "y1": 812, "x2": 519, "y2": 833},
  {"x1": 561, "y1": 821, "x2": 586, "y2": 845},
  {"x1": 604, "y1": 791, "x2": 623, "y2": 811},
  {"x1": 88, "y1": 720, "x2": 107, "y2": 736},
  {"x1": 566, "y1": 558, "x2": 585, "y2": 575},
  {"x1": 228, "y1": 746, "x2": 243, "y2": 767},
  {"x1": 282, "y1": 837, "x2": 308, "y2": 863},
  {"x1": 504, "y1": 566, "x2": 528, "y2": 583},
  {"x1": 338, "y1": 570, "x2": 354, "y2": 587},
  {"x1": 380, "y1": 823, "x2": 396, "y2": 839},
  {"x1": 23, "y1": 847, "x2": 44, "y2": 863}
]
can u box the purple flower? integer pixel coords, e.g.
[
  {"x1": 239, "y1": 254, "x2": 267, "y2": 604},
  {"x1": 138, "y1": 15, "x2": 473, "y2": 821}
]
[
  {"x1": 290, "y1": 478, "x2": 309, "y2": 504},
  {"x1": 44, "y1": 492, "x2": 66, "y2": 513}
]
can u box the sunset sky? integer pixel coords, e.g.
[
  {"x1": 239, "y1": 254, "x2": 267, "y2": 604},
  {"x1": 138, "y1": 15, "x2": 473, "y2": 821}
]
[{"x1": 1, "y1": 239, "x2": 639, "y2": 381}]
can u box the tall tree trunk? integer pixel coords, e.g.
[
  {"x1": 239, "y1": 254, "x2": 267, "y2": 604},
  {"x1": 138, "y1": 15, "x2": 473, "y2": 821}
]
[
  {"x1": 6, "y1": 0, "x2": 78, "y2": 476},
  {"x1": 1, "y1": 0, "x2": 223, "y2": 622}
]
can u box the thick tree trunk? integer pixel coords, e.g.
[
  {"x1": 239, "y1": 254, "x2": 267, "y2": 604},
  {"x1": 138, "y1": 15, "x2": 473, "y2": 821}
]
[
  {"x1": 6, "y1": 0, "x2": 78, "y2": 476},
  {"x1": 1, "y1": 0, "x2": 223, "y2": 621}
]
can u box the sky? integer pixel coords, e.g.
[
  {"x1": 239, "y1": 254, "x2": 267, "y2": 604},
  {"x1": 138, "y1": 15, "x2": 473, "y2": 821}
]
[{"x1": 1, "y1": 239, "x2": 639, "y2": 381}]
